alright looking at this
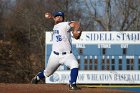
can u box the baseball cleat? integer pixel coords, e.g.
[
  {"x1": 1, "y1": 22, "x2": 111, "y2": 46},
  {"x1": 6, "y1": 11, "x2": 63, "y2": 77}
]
[
  {"x1": 31, "y1": 76, "x2": 39, "y2": 84},
  {"x1": 69, "y1": 84, "x2": 81, "y2": 90}
]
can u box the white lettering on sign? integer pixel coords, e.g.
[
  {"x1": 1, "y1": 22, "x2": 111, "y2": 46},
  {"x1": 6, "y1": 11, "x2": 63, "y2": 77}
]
[
  {"x1": 121, "y1": 44, "x2": 128, "y2": 48},
  {"x1": 98, "y1": 44, "x2": 111, "y2": 48},
  {"x1": 72, "y1": 31, "x2": 140, "y2": 44},
  {"x1": 45, "y1": 71, "x2": 140, "y2": 84},
  {"x1": 76, "y1": 44, "x2": 85, "y2": 48},
  {"x1": 46, "y1": 31, "x2": 140, "y2": 44}
]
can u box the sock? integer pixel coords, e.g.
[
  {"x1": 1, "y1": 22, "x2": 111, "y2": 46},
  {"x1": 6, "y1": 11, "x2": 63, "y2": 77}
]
[
  {"x1": 37, "y1": 70, "x2": 45, "y2": 80},
  {"x1": 70, "y1": 68, "x2": 78, "y2": 85}
]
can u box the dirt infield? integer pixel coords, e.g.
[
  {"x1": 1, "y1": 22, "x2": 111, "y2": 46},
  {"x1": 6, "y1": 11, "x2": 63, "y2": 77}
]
[{"x1": 0, "y1": 84, "x2": 137, "y2": 93}]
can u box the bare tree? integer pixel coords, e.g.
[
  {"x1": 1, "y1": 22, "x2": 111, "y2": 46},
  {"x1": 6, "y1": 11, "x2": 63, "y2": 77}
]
[
  {"x1": 84, "y1": 0, "x2": 107, "y2": 30},
  {"x1": 84, "y1": 0, "x2": 140, "y2": 31},
  {"x1": 0, "y1": 0, "x2": 85, "y2": 83}
]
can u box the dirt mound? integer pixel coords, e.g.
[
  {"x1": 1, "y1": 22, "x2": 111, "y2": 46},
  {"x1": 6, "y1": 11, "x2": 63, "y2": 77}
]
[{"x1": 0, "y1": 84, "x2": 137, "y2": 93}]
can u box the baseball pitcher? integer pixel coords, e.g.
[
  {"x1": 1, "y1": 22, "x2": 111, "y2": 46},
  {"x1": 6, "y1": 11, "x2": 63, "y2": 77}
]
[{"x1": 31, "y1": 11, "x2": 82, "y2": 90}]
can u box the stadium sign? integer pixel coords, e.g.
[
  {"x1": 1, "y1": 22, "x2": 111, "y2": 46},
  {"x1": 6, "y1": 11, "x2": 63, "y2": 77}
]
[
  {"x1": 45, "y1": 31, "x2": 140, "y2": 84},
  {"x1": 46, "y1": 71, "x2": 140, "y2": 84},
  {"x1": 46, "y1": 31, "x2": 140, "y2": 44}
]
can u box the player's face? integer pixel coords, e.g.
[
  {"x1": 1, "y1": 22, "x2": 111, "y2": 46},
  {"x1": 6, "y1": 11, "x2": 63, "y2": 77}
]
[{"x1": 54, "y1": 16, "x2": 63, "y2": 23}]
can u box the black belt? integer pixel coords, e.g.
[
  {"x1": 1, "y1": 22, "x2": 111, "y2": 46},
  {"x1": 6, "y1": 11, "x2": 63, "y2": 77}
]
[{"x1": 53, "y1": 51, "x2": 72, "y2": 55}]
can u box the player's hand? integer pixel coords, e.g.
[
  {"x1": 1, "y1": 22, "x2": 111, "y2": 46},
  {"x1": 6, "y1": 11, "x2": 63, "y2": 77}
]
[
  {"x1": 76, "y1": 29, "x2": 82, "y2": 39},
  {"x1": 45, "y1": 12, "x2": 53, "y2": 19},
  {"x1": 71, "y1": 21, "x2": 83, "y2": 40},
  {"x1": 72, "y1": 30, "x2": 82, "y2": 40}
]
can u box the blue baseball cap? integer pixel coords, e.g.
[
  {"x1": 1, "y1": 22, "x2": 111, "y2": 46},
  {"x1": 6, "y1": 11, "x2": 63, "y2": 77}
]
[{"x1": 53, "y1": 11, "x2": 64, "y2": 18}]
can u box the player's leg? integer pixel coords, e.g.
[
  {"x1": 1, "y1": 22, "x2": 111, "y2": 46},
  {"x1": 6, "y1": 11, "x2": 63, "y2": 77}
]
[
  {"x1": 31, "y1": 69, "x2": 45, "y2": 84},
  {"x1": 44, "y1": 57, "x2": 61, "y2": 77},
  {"x1": 62, "y1": 54, "x2": 80, "y2": 90},
  {"x1": 31, "y1": 52, "x2": 60, "y2": 84}
]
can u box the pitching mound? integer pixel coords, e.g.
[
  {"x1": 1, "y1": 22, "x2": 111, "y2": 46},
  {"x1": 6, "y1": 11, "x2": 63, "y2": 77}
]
[{"x1": 0, "y1": 84, "x2": 137, "y2": 93}]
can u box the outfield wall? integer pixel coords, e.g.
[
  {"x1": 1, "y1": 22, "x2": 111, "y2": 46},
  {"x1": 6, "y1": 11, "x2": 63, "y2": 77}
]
[{"x1": 45, "y1": 31, "x2": 140, "y2": 84}]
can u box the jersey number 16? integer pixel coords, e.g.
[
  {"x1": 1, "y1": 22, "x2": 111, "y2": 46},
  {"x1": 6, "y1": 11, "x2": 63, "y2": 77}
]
[{"x1": 56, "y1": 35, "x2": 62, "y2": 42}]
